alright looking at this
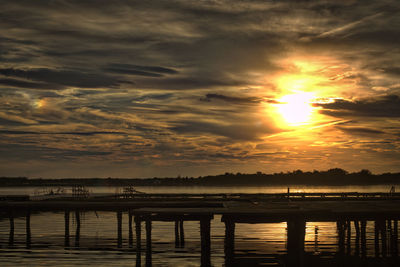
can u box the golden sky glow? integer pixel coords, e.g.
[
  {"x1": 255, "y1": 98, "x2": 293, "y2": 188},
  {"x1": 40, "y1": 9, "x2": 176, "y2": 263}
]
[{"x1": 0, "y1": 0, "x2": 399, "y2": 177}]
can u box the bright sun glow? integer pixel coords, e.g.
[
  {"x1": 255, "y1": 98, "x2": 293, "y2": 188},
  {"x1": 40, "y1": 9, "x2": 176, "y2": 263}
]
[{"x1": 277, "y1": 92, "x2": 315, "y2": 126}]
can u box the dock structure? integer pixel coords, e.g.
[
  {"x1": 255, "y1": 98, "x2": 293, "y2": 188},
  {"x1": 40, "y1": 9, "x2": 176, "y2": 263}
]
[{"x1": 1, "y1": 193, "x2": 400, "y2": 266}]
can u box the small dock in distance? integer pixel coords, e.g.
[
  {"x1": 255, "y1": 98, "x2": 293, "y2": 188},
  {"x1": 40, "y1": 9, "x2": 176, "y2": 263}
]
[{"x1": 1, "y1": 192, "x2": 400, "y2": 266}]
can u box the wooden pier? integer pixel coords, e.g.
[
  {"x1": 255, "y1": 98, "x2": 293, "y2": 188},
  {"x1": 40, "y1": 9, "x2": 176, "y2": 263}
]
[{"x1": 1, "y1": 192, "x2": 400, "y2": 266}]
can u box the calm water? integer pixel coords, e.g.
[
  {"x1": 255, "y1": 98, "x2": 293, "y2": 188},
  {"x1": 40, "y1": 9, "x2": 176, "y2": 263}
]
[{"x1": 0, "y1": 185, "x2": 399, "y2": 266}]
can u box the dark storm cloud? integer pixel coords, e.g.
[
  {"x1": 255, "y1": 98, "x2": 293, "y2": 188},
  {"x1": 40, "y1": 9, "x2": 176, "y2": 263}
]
[
  {"x1": 0, "y1": 130, "x2": 125, "y2": 136},
  {"x1": 170, "y1": 120, "x2": 274, "y2": 141},
  {"x1": 0, "y1": 68, "x2": 126, "y2": 88},
  {"x1": 104, "y1": 64, "x2": 178, "y2": 77},
  {"x1": 316, "y1": 95, "x2": 400, "y2": 118},
  {"x1": 337, "y1": 126, "x2": 385, "y2": 135},
  {"x1": 0, "y1": 143, "x2": 112, "y2": 161},
  {"x1": 0, "y1": 78, "x2": 62, "y2": 90},
  {"x1": 203, "y1": 93, "x2": 261, "y2": 104}
]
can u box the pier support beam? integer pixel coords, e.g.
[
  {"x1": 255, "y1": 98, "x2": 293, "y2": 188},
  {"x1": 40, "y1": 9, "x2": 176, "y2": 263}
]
[
  {"x1": 145, "y1": 219, "x2": 152, "y2": 267},
  {"x1": 287, "y1": 219, "x2": 305, "y2": 267},
  {"x1": 26, "y1": 210, "x2": 31, "y2": 248},
  {"x1": 180, "y1": 220, "x2": 185, "y2": 247},
  {"x1": 75, "y1": 211, "x2": 80, "y2": 247},
  {"x1": 346, "y1": 220, "x2": 351, "y2": 255},
  {"x1": 200, "y1": 218, "x2": 211, "y2": 267},
  {"x1": 8, "y1": 212, "x2": 14, "y2": 246},
  {"x1": 175, "y1": 220, "x2": 185, "y2": 248},
  {"x1": 64, "y1": 211, "x2": 70, "y2": 246},
  {"x1": 117, "y1": 211, "x2": 122, "y2": 248},
  {"x1": 337, "y1": 220, "x2": 345, "y2": 255},
  {"x1": 361, "y1": 220, "x2": 367, "y2": 257},
  {"x1": 175, "y1": 220, "x2": 180, "y2": 247},
  {"x1": 129, "y1": 211, "x2": 133, "y2": 248},
  {"x1": 381, "y1": 220, "x2": 387, "y2": 257},
  {"x1": 394, "y1": 220, "x2": 398, "y2": 257},
  {"x1": 224, "y1": 220, "x2": 235, "y2": 266},
  {"x1": 354, "y1": 220, "x2": 360, "y2": 256},
  {"x1": 135, "y1": 217, "x2": 141, "y2": 266}
]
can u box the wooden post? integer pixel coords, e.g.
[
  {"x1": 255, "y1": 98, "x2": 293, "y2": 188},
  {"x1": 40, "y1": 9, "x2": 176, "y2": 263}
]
[
  {"x1": 117, "y1": 211, "x2": 122, "y2": 248},
  {"x1": 75, "y1": 211, "x2": 80, "y2": 247},
  {"x1": 361, "y1": 220, "x2": 367, "y2": 257},
  {"x1": 64, "y1": 211, "x2": 70, "y2": 246},
  {"x1": 26, "y1": 210, "x2": 31, "y2": 248},
  {"x1": 200, "y1": 218, "x2": 211, "y2": 267},
  {"x1": 145, "y1": 219, "x2": 152, "y2": 267},
  {"x1": 179, "y1": 220, "x2": 185, "y2": 247},
  {"x1": 175, "y1": 220, "x2": 180, "y2": 248},
  {"x1": 224, "y1": 219, "x2": 235, "y2": 266},
  {"x1": 381, "y1": 219, "x2": 387, "y2": 257},
  {"x1": 287, "y1": 219, "x2": 305, "y2": 267},
  {"x1": 354, "y1": 220, "x2": 360, "y2": 256},
  {"x1": 135, "y1": 217, "x2": 141, "y2": 266},
  {"x1": 346, "y1": 220, "x2": 351, "y2": 255},
  {"x1": 394, "y1": 220, "x2": 398, "y2": 257},
  {"x1": 129, "y1": 211, "x2": 133, "y2": 248},
  {"x1": 337, "y1": 220, "x2": 345, "y2": 255},
  {"x1": 374, "y1": 220, "x2": 380, "y2": 257},
  {"x1": 8, "y1": 212, "x2": 14, "y2": 246}
]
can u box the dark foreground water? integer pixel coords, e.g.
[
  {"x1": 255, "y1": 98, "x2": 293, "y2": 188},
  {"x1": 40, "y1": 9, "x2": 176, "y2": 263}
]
[{"x1": 1, "y1": 185, "x2": 399, "y2": 266}]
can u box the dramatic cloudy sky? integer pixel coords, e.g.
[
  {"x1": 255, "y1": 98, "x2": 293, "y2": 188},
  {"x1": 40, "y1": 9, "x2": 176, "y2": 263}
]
[{"x1": 1, "y1": 0, "x2": 399, "y2": 178}]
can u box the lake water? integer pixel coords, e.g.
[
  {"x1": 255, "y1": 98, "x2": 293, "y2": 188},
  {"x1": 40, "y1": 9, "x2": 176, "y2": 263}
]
[{"x1": 0, "y1": 185, "x2": 399, "y2": 266}]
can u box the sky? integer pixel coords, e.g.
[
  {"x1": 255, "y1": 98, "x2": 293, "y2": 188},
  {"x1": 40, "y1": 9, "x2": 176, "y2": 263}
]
[{"x1": 0, "y1": 0, "x2": 399, "y2": 178}]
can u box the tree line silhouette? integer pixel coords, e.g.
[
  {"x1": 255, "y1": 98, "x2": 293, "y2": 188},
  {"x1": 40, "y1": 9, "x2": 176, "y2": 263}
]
[{"x1": 1, "y1": 168, "x2": 399, "y2": 186}]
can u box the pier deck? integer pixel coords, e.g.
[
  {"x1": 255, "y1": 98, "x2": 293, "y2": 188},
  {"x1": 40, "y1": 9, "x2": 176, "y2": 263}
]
[{"x1": 1, "y1": 193, "x2": 400, "y2": 266}]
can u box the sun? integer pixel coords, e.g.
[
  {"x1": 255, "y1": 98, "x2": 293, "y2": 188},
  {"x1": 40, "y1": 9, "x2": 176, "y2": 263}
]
[{"x1": 276, "y1": 92, "x2": 316, "y2": 127}]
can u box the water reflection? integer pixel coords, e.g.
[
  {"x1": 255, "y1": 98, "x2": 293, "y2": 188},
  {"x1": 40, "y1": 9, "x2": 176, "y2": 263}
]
[{"x1": 1, "y1": 212, "x2": 400, "y2": 266}]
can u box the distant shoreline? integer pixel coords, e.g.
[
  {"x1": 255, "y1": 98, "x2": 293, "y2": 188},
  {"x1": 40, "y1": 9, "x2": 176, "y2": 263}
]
[{"x1": 1, "y1": 168, "x2": 400, "y2": 187}]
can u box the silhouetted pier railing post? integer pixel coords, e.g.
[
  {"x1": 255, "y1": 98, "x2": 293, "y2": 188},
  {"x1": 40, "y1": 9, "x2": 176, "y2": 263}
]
[{"x1": 64, "y1": 211, "x2": 70, "y2": 246}]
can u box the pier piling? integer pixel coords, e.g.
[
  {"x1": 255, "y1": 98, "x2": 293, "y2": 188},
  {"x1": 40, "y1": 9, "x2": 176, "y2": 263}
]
[
  {"x1": 145, "y1": 219, "x2": 152, "y2": 267},
  {"x1": 224, "y1": 219, "x2": 235, "y2": 266},
  {"x1": 175, "y1": 220, "x2": 180, "y2": 247},
  {"x1": 200, "y1": 218, "x2": 211, "y2": 267},
  {"x1": 179, "y1": 220, "x2": 185, "y2": 247},
  {"x1": 361, "y1": 220, "x2": 367, "y2": 257},
  {"x1": 64, "y1": 211, "x2": 70, "y2": 246},
  {"x1": 75, "y1": 211, "x2": 80, "y2": 247},
  {"x1": 287, "y1": 219, "x2": 305, "y2": 267},
  {"x1": 129, "y1": 211, "x2": 133, "y2": 247},
  {"x1": 26, "y1": 210, "x2": 31, "y2": 248},
  {"x1": 8, "y1": 212, "x2": 14, "y2": 246},
  {"x1": 135, "y1": 217, "x2": 141, "y2": 266},
  {"x1": 117, "y1": 211, "x2": 122, "y2": 248},
  {"x1": 354, "y1": 220, "x2": 360, "y2": 256}
]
